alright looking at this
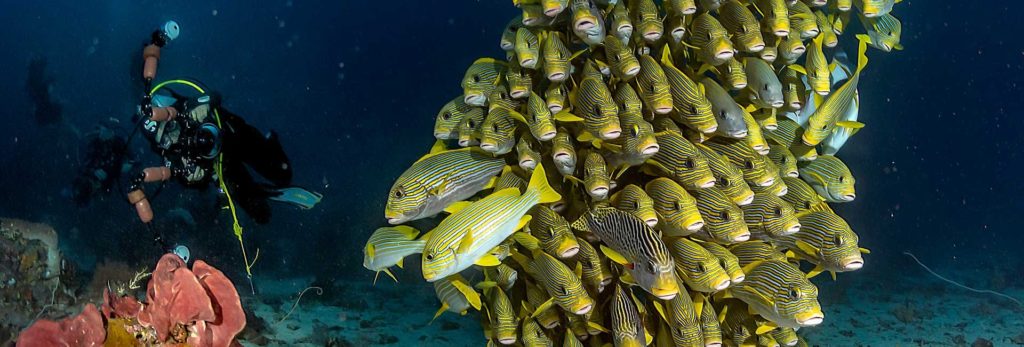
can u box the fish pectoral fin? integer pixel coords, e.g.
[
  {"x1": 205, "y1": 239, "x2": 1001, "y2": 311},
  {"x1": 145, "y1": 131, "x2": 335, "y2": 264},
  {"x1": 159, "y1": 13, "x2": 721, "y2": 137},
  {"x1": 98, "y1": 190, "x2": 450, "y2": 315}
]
[
  {"x1": 587, "y1": 321, "x2": 610, "y2": 333},
  {"x1": 860, "y1": 247, "x2": 872, "y2": 254},
  {"x1": 431, "y1": 302, "x2": 449, "y2": 323},
  {"x1": 482, "y1": 175, "x2": 499, "y2": 190},
  {"x1": 382, "y1": 268, "x2": 398, "y2": 283},
  {"x1": 755, "y1": 321, "x2": 777, "y2": 335},
  {"x1": 475, "y1": 254, "x2": 502, "y2": 267},
  {"x1": 692, "y1": 293, "x2": 705, "y2": 321},
  {"x1": 805, "y1": 265, "x2": 824, "y2": 279},
  {"x1": 396, "y1": 258, "x2": 404, "y2": 269},
  {"x1": 836, "y1": 120, "x2": 865, "y2": 129},
  {"x1": 475, "y1": 280, "x2": 498, "y2": 290},
  {"x1": 530, "y1": 297, "x2": 556, "y2": 319},
  {"x1": 651, "y1": 300, "x2": 668, "y2": 322},
  {"x1": 458, "y1": 230, "x2": 475, "y2": 255},
  {"x1": 620, "y1": 271, "x2": 638, "y2": 285},
  {"x1": 599, "y1": 245, "x2": 630, "y2": 266},
  {"x1": 645, "y1": 329, "x2": 654, "y2": 346},
  {"x1": 429, "y1": 140, "x2": 447, "y2": 154},
  {"x1": 794, "y1": 240, "x2": 820, "y2": 258},
  {"x1": 512, "y1": 232, "x2": 541, "y2": 250},
  {"x1": 452, "y1": 279, "x2": 482, "y2": 310},
  {"x1": 789, "y1": 64, "x2": 808, "y2": 75},
  {"x1": 554, "y1": 110, "x2": 584, "y2": 123},
  {"x1": 514, "y1": 215, "x2": 532, "y2": 232}
]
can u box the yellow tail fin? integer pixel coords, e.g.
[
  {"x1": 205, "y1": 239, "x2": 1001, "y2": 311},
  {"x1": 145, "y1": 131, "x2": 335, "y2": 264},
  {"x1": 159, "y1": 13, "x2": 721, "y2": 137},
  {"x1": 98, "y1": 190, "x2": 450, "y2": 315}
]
[
  {"x1": 855, "y1": 34, "x2": 870, "y2": 74},
  {"x1": 527, "y1": 163, "x2": 562, "y2": 204}
]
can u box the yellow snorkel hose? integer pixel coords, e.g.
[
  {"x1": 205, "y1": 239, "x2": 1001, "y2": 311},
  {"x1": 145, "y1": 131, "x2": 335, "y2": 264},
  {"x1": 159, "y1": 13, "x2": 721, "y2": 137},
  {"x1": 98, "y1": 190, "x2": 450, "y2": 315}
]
[{"x1": 150, "y1": 79, "x2": 259, "y2": 293}]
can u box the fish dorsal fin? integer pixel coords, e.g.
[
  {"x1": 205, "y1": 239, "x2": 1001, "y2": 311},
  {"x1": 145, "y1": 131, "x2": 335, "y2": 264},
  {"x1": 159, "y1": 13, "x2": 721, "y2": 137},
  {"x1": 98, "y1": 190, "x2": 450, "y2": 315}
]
[
  {"x1": 392, "y1": 225, "x2": 420, "y2": 240},
  {"x1": 569, "y1": 215, "x2": 590, "y2": 232},
  {"x1": 490, "y1": 187, "x2": 522, "y2": 199},
  {"x1": 805, "y1": 265, "x2": 824, "y2": 279},
  {"x1": 794, "y1": 240, "x2": 819, "y2": 257},
  {"x1": 788, "y1": 64, "x2": 807, "y2": 75},
  {"x1": 414, "y1": 147, "x2": 473, "y2": 164},
  {"x1": 444, "y1": 201, "x2": 473, "y2": 214},
  {"x1": 507, "y1": 108, "x2": 529, "y2": 124},
  {"x1": 574, "y1": 261, "x2": 583, "y2": 278},
  {"x1": 515, "y1": 215, "x2": 533, "y2": 232},
  {"x1": 577, "y1": 131, "x2": 597, "y2": 143},
  {"x1": 692, "y1": 292, "x2": 705, "y2": 321}
]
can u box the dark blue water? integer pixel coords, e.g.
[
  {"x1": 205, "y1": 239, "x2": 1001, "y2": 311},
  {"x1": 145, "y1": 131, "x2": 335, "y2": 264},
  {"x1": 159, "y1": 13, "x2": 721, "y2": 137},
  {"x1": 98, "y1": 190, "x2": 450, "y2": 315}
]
[{"x1": 2, "y1": 0, "x2": 1024, "y2": 344}]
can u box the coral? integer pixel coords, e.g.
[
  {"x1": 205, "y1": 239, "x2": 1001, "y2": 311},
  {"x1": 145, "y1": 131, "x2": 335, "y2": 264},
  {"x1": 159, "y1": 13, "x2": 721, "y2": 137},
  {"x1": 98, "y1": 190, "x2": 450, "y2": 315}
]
[
  {"x1": 16, "y1": 253, "x2": 246, "y2": 347},
  {"x1": 85, "y1": 260, "x2": 136, "y2": 298},
  {"x1": 16, "y1": 303, "x2": 105, "y2": 346},
  {"x1": 1, "y1": 218, "x2": 60, "y2": 284}
]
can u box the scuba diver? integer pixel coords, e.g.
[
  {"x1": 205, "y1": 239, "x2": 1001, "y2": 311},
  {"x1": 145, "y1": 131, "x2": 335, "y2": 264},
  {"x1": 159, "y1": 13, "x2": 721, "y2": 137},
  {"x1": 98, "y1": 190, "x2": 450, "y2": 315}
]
[
  {"x1": 126, "y1": 21, "x2": 322, "y2": 249},
  {"x1": 71, "y1": 120, "x2": 133, "y2": 205}
]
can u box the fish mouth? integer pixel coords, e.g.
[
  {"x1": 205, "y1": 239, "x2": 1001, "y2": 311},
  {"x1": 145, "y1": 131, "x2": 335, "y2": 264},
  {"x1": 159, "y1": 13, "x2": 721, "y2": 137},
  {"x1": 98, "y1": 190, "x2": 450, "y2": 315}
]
[
  {"x1": 575, "y1": 303, "x2": 594, "y2": 315},
  {"x1": 576, "y1": 20, "x2": 595, "y2": 32},
  {"x1": 434, "y1": 132, "x2": 450, "y2": 140},
  {"x1": 653, "y1": 289, "x2": 678, "y2": 300},
  {"x1": 785, "y1": 223, "x2": 802, "y2": 235},
  {"x1": 842, "y1": 257, "x2": 865, "y2": 271},
  {"x1": 498, "y1": 337, "x2": 517, "y2": 345},
  {"x1": 540, "y1": 131, "x2": 557, "y2": 141},
  {"x1": 542, "y1": 320, "x2": 559, "y2": 329},
  {"x1": 500, "y1": 42, "x2": 514, "y2": 51},
  {"x1": 625, "y1": 65, "x2": 641, "y2": 77},
  {"x1": 544, "y1": 7, "x2": 563, "y2": 16},
  {"x1": 786, "y1": 171, "x2": 799, "y2": 178},
  {"x1": 732, "y1": 274, "x2": 745, "y2": 283},
  {"x1": 701, "y1": 124, "x2": 719, "y2": 134},
  {"x1": 522, "y1": 17, "x2": 537, "y2": 26},
  {"x1": 764, "y1": 123, "x2": 778, "y2": 131},
  {"x1": 464, "y1": 94, "x2": 486, "y2": 106},
  {"x1": 645, "y1": 218, "x2": 658, "y2": 227},
  {"x1": 803, "y1": 29, "x2": 820, "y2": 38},
  {"x1": 591, "y1": 186, "x2": 609, "y2": 197},
  {"x1": 480, "y1": 142, "x2": 497, "y2": 152},
  {"x1": 643, "y1": 31, "x2": 662, "y2": 41},
  {"x1": 733, "y1": 81, "x2": 748, "y2": 89},
  {"x1": 729, "y1": 129, "x2": 748, "y2": 139},
  {"x1": 554, "y1": 152, "x2": 571, "y2": 160},
  {"x1": 863, "y1": 11, "x2": 878, "y2": 18},
  {"x1": 549, "y1": 72, "x2": 566, "y2": 82},
  {"x1": 738, "y1": 193, "x2": 755, "y2": 206},
  {"x1": 642, "y1": 144, "x2": 660, "y2": 155},
  {"x1": 510, "y1": 90, "x2": 528, "y2": 99},
  {"x1": 520, "y1": 159, "x2": 537, "y2": 169},
  {"x1": 796, "y1": 312, "x2": 825, "y2": 327},
  {"x1": 656, "y1": 106, "x2": 673, "y2": 114},
  {"x1": 776, "y1": 186, "x2": 788, "y2": 196},
  {"x1": 550, "y1": 201, "x2": 566, "y2": 212},
  {"x1": 715, "y1": 50, "x2": 735, "y2": 60},
  {"x1": 774, "y1": 29, "x2": 790, "y2": 37},
  {"x1": 548, "y1": 104, "x2": 563, "y2": 113},
  {"x1": 714, "y1": 278, "x2": 732, "y2": 291},
  {"x1": 750, "y1": 43, "x2": 766, "y2": 52},
  {"x1": 706, "y1": 343, "x2": 723, "y2": 347},
  {"x1": 771, "y1": 100, "x2": 785, "y2": 108},
  {"x1": 458, "y1": 138, "x2": 474, "y2": 147},
  {"x1": 602, "y1": 129, "x2": 622, "y2": 139},
  {"x1": 699, "y1": 179, "x2": 717, "y2": 189},
  {"x1": 520, "y1": 58, "x2": 537, "y2": 69},
  {"x1": 560, "y1": 245, "x2": 580, "y2": 258},
  {"x1": 687, "y1": 219, "x2": 705, "y2": 231},
  {"x1": 759, "y1": 177, "x2": 775, "y2": 187},
  {"x1": 752, "y1": 144, "x2": 766, "y2": 153},
  {"x1": 733, "y1": 232, "x2": 751, "y2": 242},
  {"x1": 789, "y1": 101, "x2": 802, "y2": 109},
  {"x1": 791, "y1": 46, "x2": 807, "y2": 55},
  {"x1": 840, "y1": 193, "x2": 856, "y2": 201},
  {"x1": 386, "y1": 217, "x2": 403, "y2": 225}
]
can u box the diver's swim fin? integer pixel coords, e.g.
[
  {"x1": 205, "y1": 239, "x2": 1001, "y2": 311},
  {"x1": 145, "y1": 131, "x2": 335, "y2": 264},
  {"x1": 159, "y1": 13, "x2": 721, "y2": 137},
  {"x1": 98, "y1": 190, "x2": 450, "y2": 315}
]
[{"x1": 268, "y1": 187, "x2": 323, "y2": 210}]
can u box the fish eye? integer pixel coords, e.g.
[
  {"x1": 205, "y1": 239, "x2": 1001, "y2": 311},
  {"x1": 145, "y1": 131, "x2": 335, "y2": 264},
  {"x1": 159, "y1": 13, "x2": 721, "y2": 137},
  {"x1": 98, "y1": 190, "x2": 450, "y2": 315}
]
[
  {"x1": 632, "y1": 201, "x2": 640, "y2": 210},
  {"x1": 425, "y1": 253, "x2": 434, "y2": 261},
  {"x1": 500, "y1": 92, "x2": 508, "y2": 99},
  {"x1": 673, "y1": 201, "x2": 682, "y2": 211},
  {"x1": 561, "y1": 286, "x2": 570, "y2": 296},
  {"x1": 442, "y1": 112, "x2": 451, "y2": 120},
  {"x1": 695, "y1": 262, "x2": 706, "y2": 273},
  {"x1": 838, "y1": 176, "x2": 845, "y2": 183},
  {"x1": 744, "y1": 160, "x2": 754, "y2": 170},
  {"x1": 773, "y1": 206, "x2": 782, "y2": 217},
  {"x1": 788, "y1": 288, "x2": 800, "y2": 300},
  {"x1": 468, "y1": 120, "x2": 477, "y2": 128},
  {"x1": 472, "y1": 75, "x2": 481, "y2": 83},
  {"x1": 763, "y1": 84, "x2": 769, "y2": 91},
  {"x1": 803, "y1": 201, "x2": 812, "y2": 210},
  {"x1": 833, "y1": 234, "x2": 843, "y2": 245},
  {"x1": 393, "y1": 187, "x2": 405, "y2": 199},
  {"x1": 720, "y1": 177, "x2": 730, "y2": 186},
  {"x1": 781, "y1": 156, "x2": 788, "y2": 163},
  {"x1": 492, "y1": 123, "x2": 500, "y2": 132},
  {"x1": 720, "y1": 211, "x2": 730, "y2": 221},
  {"x1": 719, "y1": 110, "x2": 726, "y2": 118},
  {"x1": 593, "y1": 105, "x2": 600, "y2": 114},
  {"x1": 646, "y1": 262, "x2": 657, "y2": 274},
  {"x1": 683, "y1": 158, "x2": 694, "y2": 169},
  {"x1": 821, "y1": 124, "x2": 828, "y2": 130}
]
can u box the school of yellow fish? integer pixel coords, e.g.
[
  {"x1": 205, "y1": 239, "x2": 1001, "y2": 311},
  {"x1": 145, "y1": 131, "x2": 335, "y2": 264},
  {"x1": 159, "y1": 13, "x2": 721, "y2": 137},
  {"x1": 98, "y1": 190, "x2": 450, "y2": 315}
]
[{"x1": 366, "y1": 0, "x2": 902, "y2": 345}]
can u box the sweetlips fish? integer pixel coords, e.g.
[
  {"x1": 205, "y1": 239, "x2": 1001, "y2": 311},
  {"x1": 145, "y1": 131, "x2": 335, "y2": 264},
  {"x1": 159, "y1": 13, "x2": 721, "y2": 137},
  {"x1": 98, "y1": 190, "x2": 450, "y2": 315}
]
[
  {"x1": 610, "y1": 184, "x2": 658, "y2": 227},
  {"x1": 385, "y1": 144, "x2": 503, "y2": 224},
  {"x1": 435, "y1": 96, "x2": 484, "y2": 140},
  {"x1": 421, "y1": 163, "x2": 561, "y2": 281},
  {"x1": 798, "y1": 154, "x2": 856, "y2": 202},
  {"x1": 667, "y1": 237, "x2": 731, "y2": 292},
  {"x1": 695, "y1": 142, "x2": 755, "y2": 206},
  {"x1": 462, "y1": 58, "x2": 507, "y2": 106},
  {"x1": 362, "y1": 226, "x2": 425, "y2": 283},
  {"x1": 432, "y1": 274, "x2": 482, "y2": 320},
  {"x1": 644, "y1": 177, "x2": 704, "y2": 237},
  {"x1": 610, "y1": 282, "x2": 650, "y2": 347},
  {"x1": 727, "y1": 260, "x2": 824, "y2": 328},
  {"x1": 777, "y1": 211, "x2": 868, "y2": 279}
]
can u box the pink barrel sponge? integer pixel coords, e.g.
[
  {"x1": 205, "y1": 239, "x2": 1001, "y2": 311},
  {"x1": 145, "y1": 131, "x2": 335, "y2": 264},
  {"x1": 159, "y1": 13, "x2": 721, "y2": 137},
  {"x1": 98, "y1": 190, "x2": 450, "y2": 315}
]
[{"x1": 16, "y1": 304, "x2": 105, "y2": 347}]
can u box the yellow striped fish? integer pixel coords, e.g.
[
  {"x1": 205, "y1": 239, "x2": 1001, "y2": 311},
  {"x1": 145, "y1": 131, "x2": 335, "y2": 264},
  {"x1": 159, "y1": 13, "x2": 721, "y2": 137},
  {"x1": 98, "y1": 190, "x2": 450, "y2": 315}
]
[
  {"x1": 527, "y1": 206, "x2": 580, "y2": 258},
  {"x1": 488, "y1": 84, "x2": 522, "y2": 113},
  {"x1": 716, "y1": 58, "x2": 749, "y2": 90},
  {"x1": 462, "y1": 58, "x2": 507, "y2": 106},
  {"x1": 859, "y1": 13, "x2": 903, "y2": 52},
  {"x1": 571, "y1": 77, "x2": 622, "y2": 140},
  {"x1": 435, "y1": 96, "x2": 484, "y2": 140},
  {"x1": 855, "y1": 0, "x2": 897, "y2": 18},
  {"x1": 803, "y1": 37, "x2": 868, "y2": 146},
  {"x1": 432, "y1": 274, "x2": 482, "y2": 320},
  {"x1": 705, "y1": 137, "x2": 778, "y2": 188},
  {"x1": 516, "y1": 137, "x2": 542, "y2": 170},
  {"x1": 664, "y1": 11, "x2": 689, "y2": 43},
  {"x1": 610, "y1": 283, "x2": 648, "y2": 347},
  {"x1": 797, "y1": 154, "x2": 856, "y2": 202},
  {"x1": 691, "y1": 187, "x2": 751, "y2": 244},
  {"x1": 781, "y1": 66, "x2": 807, "y2": 111},
  {"x1": 608, "y1": 2, "x2": 633, "y2": 44},
  {"x1": 514, "y1": 247, "x2": 595, "y2": 315},
  {"x1": 551, "y1": 128, "x2": 578, "y2": 176},
  {"x1": 484, "y1": 262, "x2": 519, "y2": 292},
  {"x1": 457, "y1": 109, "x2": 486, "y2": 147},
  {"x1": 832, "y1": 0, "x2": 854, "y2": 12},
  {"x1": 541, "y1": 0, "x2": 567, "y2": 16},
  {"x1": 481, "y1": 107, "x2": 521, "y2": 155},
  {"x1": 630, "y1": 0, "x2": 664, "y2": 43},
  {"x1": 385, "y1": 147, "x2": 504, "y2": 224},
  {"x1": 610, "y1": 184, "x2": 658, "y2": 227},
  {"x1": 570, "y1": 206, "x2": 679, "y2": 299},
  {"x1": 729, "y1": 260, "x2": 824, "y2": 328},
  {"x1": 521, "y1": 4, "x2": 555, "y2": 28},
  {"x1": 362, "y1": 226, "x2": 425, "y2": 283},
  {"x1": 750, "y1": 170, "x2": 789, "y2": 197},
  {"x1": 717, "y1": 300, "x2": 759, "y2": 346},
  {"x1": 815, "y1": 10, "x2": 839, "y2": 48},
  {"x1": 665, "y1": 0, "x2": 697, "y2": 16},
  {"x1": 802, "y1": 33, "x2": 832, "y2": 96},
  {"x1": 766, "y1": 118, "x2": 818, "y2": 161},
  {"x1": 660, "y1": 47, "x2": 718, "y2": 134},
  {"x1": 691, "y1": 13, "x2": 735, "y2": 66},
  {"x1": 501, "y1": 16, "x2": 522, "y2": 51},
  {"x1": 760, "y1": 44, "x2": 779, "y2": 63},
  {"x1": 507, "y1": 64, "x2": 533, "y2": 99},
  {"x1": 651, "y1": 277, "x2": 704, "y2": 347},
  {"x1": 742, "y1": 193, "x2": 801, "y2": 238},
  {"x1": 668, "y1": 237, "x2": 731, "y2": 292},
  {"x1": 742, "y1": 108, "x2": 771, "y2": 155},
  {"x1": 516, "y1": 92, "x2": 556, "y2": 141},
  {"x1": 729, "y1": 241, "x2": 788, "y2": 267},
  {"x1": 524, "y1": 279, "x2": 561, "y2": 329},
  {"x1": 697, "y1": 293, "x2": 723, "y2": 347},
  {"x1": 699, "y1": 240, "x2": 745, "y2": 284},
  {"x1": 563, "y1": 327, "x2": 584, "y2": 347},
  {"x1": 768, "y1": 145, "x2": 799, "y2": 178},
  {"x1": 779, "y1": 176, "x2": 830, "y2": 214},
  {"x1": 495, "y1": 166, "x2": 526, "y2": 193},
  {"x1": 719, "y1": 0, "x2": 766, "y2": 53},
  {"x1": 771, "y1": 327, "x2": 799, "y2": 347},
  {"x1": 777, "y1": 211, "x2": 865, "y2": 278},
  {"x1": 788, "y1": 1, "x2": 819, "y2": 39},
  {"x1": 569, "y1": 0, "x2": 603, "y2": 45},
  {"x1": 515, "y1": 27, "x2": 541, "y2": 69},
  {"x1": 480, "y1": 282, "x2": 518, "y2": 345},
  {"x1": 645, "y1": 119, "x2": 717, "y2": 189},
  {"x1": 574, "y1": 234, "x2": 613, "y2": 292},
  {"x1": 521, "y1": 316, "x2": 554, "y2": 347},
  {"x1": 542, "y1": 32, "x2": 572, "y2": 82},
  {"x1": 635, "y1": 54, "x2": 674, "y2": 115},
  {"x1": 613, "y1": 83, "x2": 643, "y2": 116},
  {"x1": 421, "y1": 164, "x2": 561, "y2": 281},
  {"x1": 604, "y1": 35, "x2": 641, "y2": 80},
  {"x1": 754, "y1": 0, "x2": 791, "y2": 37},
  {"x1": 545, "y1": 82, "x2": 569, "y2": 113},
  {"x1": 580, "y1": 151, "x2": 611, "y2": 200},
  {"x1": 695, "y1": 142, "x2": 755, "y2": 206},
  {"x1": 701, "y1": 78, "x2": 749, "y2": 139},
  {"x1": 564, "y1": 313, "x2": 590, "y2": 341},
  {"x1": 778, "y1": 32, "x2": 807, "y2": 65}
]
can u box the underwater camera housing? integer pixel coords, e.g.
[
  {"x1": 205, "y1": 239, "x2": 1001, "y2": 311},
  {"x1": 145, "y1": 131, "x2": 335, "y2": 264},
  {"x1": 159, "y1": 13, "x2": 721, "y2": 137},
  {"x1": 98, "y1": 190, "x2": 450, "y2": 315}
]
[{"x1": 183, "y1": 123, "x2": 222, "y2": 160}]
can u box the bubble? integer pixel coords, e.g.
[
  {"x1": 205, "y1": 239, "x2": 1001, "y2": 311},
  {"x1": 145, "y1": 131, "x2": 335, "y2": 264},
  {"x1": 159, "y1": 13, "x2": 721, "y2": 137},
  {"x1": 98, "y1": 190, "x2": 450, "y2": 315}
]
[
  {"x1": 338, "y1": 62, "x2": 345, "y2": 69},
  {"x1": 337, "y1": 72, "x2": 346, "y2": 80},
  {"x1": 286, "y1": 0, "x2": 293, "y2": 7},
  {"x1": 212, "y1": 9, "x2": 218, "y2": 16},
  {"x1": 279, "y1": 20, "x2": 286, "y2": 28}
]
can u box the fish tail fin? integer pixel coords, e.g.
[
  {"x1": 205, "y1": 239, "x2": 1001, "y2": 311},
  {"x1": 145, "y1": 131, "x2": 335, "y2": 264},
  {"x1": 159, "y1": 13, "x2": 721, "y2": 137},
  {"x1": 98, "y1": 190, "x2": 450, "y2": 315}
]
[
  {"x1": 855, "y1": 34, "x2": 870, "y2": 73},
  {"x1": 527, "y1": 163, "x2": 562, "y2": 204}
]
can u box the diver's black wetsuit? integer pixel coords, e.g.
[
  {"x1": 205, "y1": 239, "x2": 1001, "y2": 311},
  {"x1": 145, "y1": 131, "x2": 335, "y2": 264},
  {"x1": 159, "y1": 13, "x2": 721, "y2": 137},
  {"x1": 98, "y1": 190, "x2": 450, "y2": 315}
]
[{"x1": 72, "y1": 127, "x2": 129, "y2": 205}]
